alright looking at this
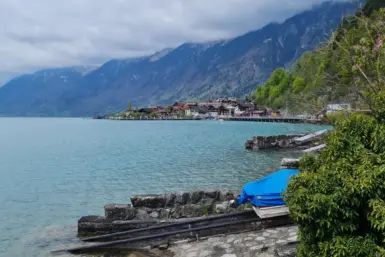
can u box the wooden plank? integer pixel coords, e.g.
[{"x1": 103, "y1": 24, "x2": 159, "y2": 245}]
[
  {"x1": 294, "y1": 129, "x2": 328, "y2": 144},
  {"x1": 252, "y1": 206, "x2": 289, "y2": 219},
  {"x1": 303, "y1": 144, "x2": 327, "y2": 153},
  {"x1": 280, "y1": 158, "x2": 300, "y2": 168}
]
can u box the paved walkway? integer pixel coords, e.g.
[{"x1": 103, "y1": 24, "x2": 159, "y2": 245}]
[{"x1": 169, "y1": 225, "x2": 298, "y2": 257}]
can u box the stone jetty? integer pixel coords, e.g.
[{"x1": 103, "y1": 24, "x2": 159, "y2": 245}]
[
  {"x1": 245, "y1": 131, "x2": 327, "y2": 151},
  {"x1": 78, "y1": 190, "x2": 238, "y2": 236},
  {"x1": 245, "y1": 135, "x2": 304, "y2": 150}
]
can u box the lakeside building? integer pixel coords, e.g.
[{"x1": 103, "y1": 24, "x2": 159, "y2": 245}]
[
  {"x1": 112, "y1": 97, "x2": 284, "y2": 119},
  {"x1": 326, "y1": 103, "x2": 352, "y2": 114}
]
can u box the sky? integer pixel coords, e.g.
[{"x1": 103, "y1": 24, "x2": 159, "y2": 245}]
[{"x1": 0, "y1": 0, "x2": 344, "y2": 84}]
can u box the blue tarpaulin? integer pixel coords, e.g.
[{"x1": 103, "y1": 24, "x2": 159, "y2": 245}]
[{"x1": 237, "y1": 169, "x2": 299, "y2": 207}]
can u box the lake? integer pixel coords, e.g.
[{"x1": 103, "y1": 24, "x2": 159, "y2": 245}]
[{"x1": 0, "y1": 118, "x2": 328, "y2": 256}]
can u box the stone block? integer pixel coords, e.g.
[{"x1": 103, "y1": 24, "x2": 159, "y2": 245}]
[
  {"x1": 200, "y1": 197, "x2": 215, "y2": 207},
  {"x1": 218, "y1": 191, "x2": 235, "y2": 202},
  {"x1": 204, "y1": 190, "x2": 221, "y2": 200},
  {"x1": 130, "y1": 194, "x2": 166, "y2": 208},
  {"x1": 190, "y1": 191, "x2": 205, "y2": 204},
  {"x1": 245, "y1": 140, "x2": 254, "y2": 150},
  {"x1": 247, "y1": 134, "x2": 304, "y2": 150},
  {"x1": 104, "y1": 204, "x2": 137, "y2": 220},
  {"x1": 171, "y1": 204, "x2": 208, "y2": 218},
  {"x1": 181, "y1": 204, "x2": 206, "y2": 218},
  {"x1": 77, "y1": 216, "x2": 112, "y2": 235},
  {"x1": 149, "y1": 211, "x2": 159, "y2": 219},
  {"x1": 135, "y1": 208, "x2": 151, "y2": 220},
  {"x1": 159, "y1": 208, "x2": 171, "y2": 219},
  {"x1": 176, "y1": 192, "x2": 190, "y2": 205},
  {"x1": 165, "y1": 193, "x2": 177, "y2": 207},
  {"x1": 215, "y1": 201, "x2": 230, "y2": 214}
]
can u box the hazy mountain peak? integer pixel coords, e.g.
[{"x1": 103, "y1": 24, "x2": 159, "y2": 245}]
[
  {"x1": 0, "y1": 1, "x2": 357, "y2": 116},
  {"x1": 149, "y1": 48, "x2": 175, "y2": 62}
]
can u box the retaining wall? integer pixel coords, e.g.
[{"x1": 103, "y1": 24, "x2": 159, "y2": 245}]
[{"x1": 78, "y1": 190, "x2": 239, "y2": 236}]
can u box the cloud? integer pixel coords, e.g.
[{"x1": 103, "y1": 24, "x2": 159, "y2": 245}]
[{"x1": 0, "y1": 0, "x2": 345, "y2": 74}]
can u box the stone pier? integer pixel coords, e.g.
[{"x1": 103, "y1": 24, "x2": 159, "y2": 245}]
[
  {"x1": 245, "y1": 133, "x2": 326, "y2": 151},
  {"x1": 78, "y1": 190, "x2": 239, "y2": 236},
  {"x1": 245, "y1": 135, "x2": 304, "y2": 150}
]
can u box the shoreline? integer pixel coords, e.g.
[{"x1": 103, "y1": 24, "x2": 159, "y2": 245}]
[
  {"x1": 97, "y1": 116, "x2": 330, "y2": 125},
  {"x1": 70, "y1": 161, "x2": 301, "y2": 255}
]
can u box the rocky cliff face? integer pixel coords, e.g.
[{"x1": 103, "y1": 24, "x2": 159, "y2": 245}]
[{"x1": 0, "y1": 1, "x2": 357, "y2": 116}]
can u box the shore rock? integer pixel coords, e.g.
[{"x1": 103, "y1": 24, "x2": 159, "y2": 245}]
[
  {"x1": 219, "y1": 191, "x2": 236, "y2": 201},
  {"x1": 215, "y1": 201, "x2": 231, "y2": 214},
  {"x1": 130, "y1": 190, "x2": 236, "y2": 209},
  {"x1": 204, "y1": 190, "x2": 221, "y2": 200},
  {"x1": 78, "y1": 216, "x2": 113, "y2": 235},
  {"x1": 245, "y1": 130, "x2": 327, "y2": 150},
  {"x1": 246, "y1": 132, "x2": 327, "y2": 151},
  {"x1": 252, "y1": 135, "x2": 302, "y2": 150},
  {"x1": 105, "y1": 204, "x2": 137, "y2": 220},
  {"x1": 175, "y1": 192, "x2": 190, "y2": 205},
  {"x1": 171, "y1": 204, "x2": 209, "y2": 218},
  {"x1": 165, "y1": 193, "x2": 176, "y2": 207},
  {"x1": 135, "y1": 209, "x2": 151, "y2": 220},
  {"x1": 131, "y1": 195, "x2": 167, "y2": 208},
  {"x1": 190, "y1": 191, "x2": 205, "y2": 204}
]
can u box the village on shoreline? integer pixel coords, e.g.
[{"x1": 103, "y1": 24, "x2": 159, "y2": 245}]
[{"x1": 94, "y1": 97, "x2": 350, "y2": 123}]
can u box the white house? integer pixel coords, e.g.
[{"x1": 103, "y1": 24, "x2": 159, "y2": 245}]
[
  {"x1": 326, "y1": 103, "x2": 351, "y2": 114},
  {"x1": 234, "y1": 105, "x2": 245, "y2": 116}
]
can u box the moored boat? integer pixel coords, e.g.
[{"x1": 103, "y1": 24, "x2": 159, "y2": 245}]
[{"x1": 235, "y1": 168, "x2": 299, "y2": 218}]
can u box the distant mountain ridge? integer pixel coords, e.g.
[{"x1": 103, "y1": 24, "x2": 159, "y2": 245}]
[{"x1": 0, "y1": 1, "x2": 357, "y2": 116}]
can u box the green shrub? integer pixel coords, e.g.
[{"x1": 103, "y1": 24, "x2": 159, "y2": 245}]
[
  {"x1": 285, "y1": 114, "x2": 385, "y2": 257},
  {"x1": 324, "y1": 111, "x2": 350, "y2": 125}
]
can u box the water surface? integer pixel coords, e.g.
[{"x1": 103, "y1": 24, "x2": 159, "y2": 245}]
[{"x1": 0, "y1": 118, "x2": 328, "y2": 256}]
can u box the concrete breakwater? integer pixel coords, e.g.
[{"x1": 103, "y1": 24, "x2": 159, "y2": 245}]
[
  {"x1": 78, "y1": 190, "x2": 239, "y2": 236},
  {"x1": 245, "y1": 132, "x2": 326, "y2": 151},
  {"x1": 245, "y1": 135, "x2": 304, "y2": 150}
]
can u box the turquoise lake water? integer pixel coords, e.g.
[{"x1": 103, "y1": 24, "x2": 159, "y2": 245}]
[{"x1": 0, "y1": 118, "x2": 329, "y2": 257}]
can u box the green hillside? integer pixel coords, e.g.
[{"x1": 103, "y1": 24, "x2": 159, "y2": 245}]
[
  {"x1": 254, "y1": 0, "x2": 385, "y2": 115},
  {"x1": 282, "y1": 2, "x2": 385, "y2": 257}
]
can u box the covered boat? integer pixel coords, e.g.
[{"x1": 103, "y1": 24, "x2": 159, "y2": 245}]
[{"x1": 236, "y1": 168, "x2": 299, "y2": 207}]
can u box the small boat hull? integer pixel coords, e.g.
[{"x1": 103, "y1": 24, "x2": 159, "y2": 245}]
[{"x1": 252, "y1": 205, "x2": 289, "y2": 219}]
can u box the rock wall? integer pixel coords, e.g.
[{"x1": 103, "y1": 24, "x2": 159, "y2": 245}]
[
  {"x1": 245, "y1": 135, "x2": 304, "y2": 150},
  {"x1": 78, "y1": 190, "x2": 238, "y2": 236},
  {"x1": 245, "y1": 133, "x2": 326, "y2": 151}
]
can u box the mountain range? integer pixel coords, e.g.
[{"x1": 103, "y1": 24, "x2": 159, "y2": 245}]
[{"x1": 0, "y1": 1, "x2": 357, "y2": 116}]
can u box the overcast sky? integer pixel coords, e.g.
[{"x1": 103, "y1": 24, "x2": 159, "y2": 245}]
[{"x1": 0, "y1": 0, "x2": 344, "y2": 83}]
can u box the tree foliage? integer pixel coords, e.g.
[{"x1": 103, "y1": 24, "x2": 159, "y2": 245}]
[
  {"x1": 286, "y1": 114, "x2": 385, "y2": 257},
  {"x1": 284, "y1": 6, "x2": 385, "y2": 257},
  {"x1": 291, "y1": 77, "x2": 306, "y2": 94},
  {"x1": 362, "y1": 0, "x2": 385, "y2": 16},
  {"x1": 254, "y1": 68, "x2": 292, "y2": 109},
  {"x1": 254, "y1": 2, "x2": 385, "y2": 115}
]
